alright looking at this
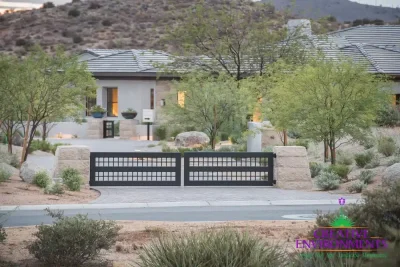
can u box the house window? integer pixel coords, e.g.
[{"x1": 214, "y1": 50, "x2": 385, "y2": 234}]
[
  {"x1": 150, "y1": 88, "x2": 154, "y2": 109},
  {"x1": 107, "y1": 88, "x2": 118, "y2": 117},
  {"x1": 85, "y1": 97, "x2": 96, "y2": 116}
]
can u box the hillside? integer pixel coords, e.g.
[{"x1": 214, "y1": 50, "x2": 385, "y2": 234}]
[{"x1": 265, "y1": 0, "x2": 400, "y2": 22}]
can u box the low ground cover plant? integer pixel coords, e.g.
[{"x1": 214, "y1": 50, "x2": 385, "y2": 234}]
[
  {"x1": 309, "y1": 162, "x2": 323, "y2": 178},
  {"x1": 347, "y1": 180, "x2": 366, "y2": 193},
  {"x1": 61, "y1": 167, "x2": 83, "y2": 191},
  {"x1": 0, "y1": 167, "x2": 12, "y2": 183},
  {"x1": 32, "y1": 171, "x2": 51, "y2": 188},
  {"x1": 138, "y1": 229, "x2": 288, "y2": 267},
  {"x1": 44, "y1": 182, "x2": 64, "y2": 195},
  {"x1": 377, "y1": 136, "x2": 396, "y2": 157},
  {"x1": 315, "y1": 171, "x2": 340, "y2": 190},
  {"x1": 358, "y1": 170, "x2": 374, "y2": 184},
  {"x1": 0, "y1": 151, "x2": 19, "y2": 168},
  {"x1": 336, "y1": 151, "x2": 353, "y2": 165},
  {"x1": 28, "y1": 209, "x2": 121, "y2": 267}
]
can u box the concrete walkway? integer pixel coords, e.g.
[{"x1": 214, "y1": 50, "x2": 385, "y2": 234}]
[{"x1": 91, "y1": 186, "x2": 361, "y2": 204}]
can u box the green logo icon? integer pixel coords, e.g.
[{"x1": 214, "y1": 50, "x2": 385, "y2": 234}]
[{"x1": 330, "y1": 197, "x2": 354, "y2": 228}]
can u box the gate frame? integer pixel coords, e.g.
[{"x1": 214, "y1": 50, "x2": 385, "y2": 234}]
[
  {"x1": 90, "y1": 152, "x2": 181, "y2": 186},
  {"x1": 103, "y1": 120, "x2": 114, "y2": 139},
  {"x1": 183, "y1": 152, "x2": 276, "y2": 186}
]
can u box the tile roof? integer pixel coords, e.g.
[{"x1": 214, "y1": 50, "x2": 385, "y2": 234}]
[
  {"x1": 318, "y1": 25, "x2": 400, "y2": 75},
  {"x1": 80, "y1": 49, "x2": 174, "y2": 76}
]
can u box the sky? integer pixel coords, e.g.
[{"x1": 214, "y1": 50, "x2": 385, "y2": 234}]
[{"x1": 1, "y1": 0, "x2": 399, "y2": 13}]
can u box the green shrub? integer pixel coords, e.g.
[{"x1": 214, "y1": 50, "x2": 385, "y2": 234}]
[
  {"x1": 0, "y1": 167, "x2": 12, "y2": 183},
  {"x1": 387, "y1": 157, "x2": 400, "y2": 166},
  {"x1": 315, "y1": 171, "x2": 340, "y2": 191},
  {"x1": 44, "y1": 182, "x2": 64, "y2": 195},
  {"x1": 217, "y1": 146, "x2": 234, "y2": 152},
  {"x1": 154, "y1": 125, "x2": 167, "y2": 140},
  {"x1": 68, "y1": 8, "x2": 80, "y2": 17},
  {"x1": 170, "y1": 129, "x2": 181, "y2": 139},
  {"x1": 290, "y1": 139, "x2": 310, "y2": 149},
  {"x1": 358, "y1": 170, "x2": 374, "y2": 184},
  {"x1": 114, "y1": 121, "x2": 120, "y2": 136},
  {"x1": 375, "y1": 105, "x2": 400, "y2": 127},
  {"x1": 336, "y1": 151, "x2": 353, "y2": 165},
  {"x1": 313, "y1": 180, "x2": 400, "y2": 242},
  {"x1": 61, "y1": 168, "x2": 82, "y2": 191},
  {"x1": 28, "y1": 209, "x2": 121, "y2": 267},
  {"x1": 347, "y1": 180, "x2": 366, "y2": 193},
  {"x1": 309, "y1": 162, "x2": 323, "y2": 178},
  {"x1": 327, "y1": 164, "x2": 350, "y2": 181},
  {"x1": 365, "y1": 155, "x2": 380, "y2": 169},
  {"x1": 0, "y1": 214, "x2": 7, "y2": 244},
  {"x1": 354, "y1": 151, "x2": 374, "y2": 168},
  {"x1": 138, "y1": 229, "x2": 288, "y2": 267},
  {"x1": 377, "y1": 136, "x2": 396, "y2": 157},
  {"x1": 220, "y1": 132, "x2": 229, "y2": 141},
  {"x1": 33, "y1": 171, "x2": 51, "y2": 188},
  {"x1": 161, "y1": 144, "x2": 177, "y2": 153},
  {"x1": 359, "y1": 136, "x2": 376, "y2": 149},
  {"x1": 29, "y1": 140, "x2": 52, "y2": 154},
  {"x1": 229, "y1": 133, "x2": 241, "y2": 144},
  {"x1": 287, "y1": 130, "x2": 301, "y2": 139}
]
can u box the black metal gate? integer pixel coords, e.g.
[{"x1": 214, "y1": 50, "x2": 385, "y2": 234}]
[
  {"x1": 184, "y1": 152, "x2": 275, "y2": 186},
  {"x1": 103, "y1": 121, "x2": 114, "y2": 138},
  {"x1": 90, "y1": 152, "x2": 181, "y2": 186}
]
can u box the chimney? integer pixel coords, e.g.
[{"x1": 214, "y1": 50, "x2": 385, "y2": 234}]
[{"x1": 287, "y1": 19, "x2": 312, "y2": 38}]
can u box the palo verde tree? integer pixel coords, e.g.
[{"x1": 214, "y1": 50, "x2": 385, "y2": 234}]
[
  {"x1": 164, "y1": 72, "x2": 247, "y2": 149},
  {"x1": 266, "y1": 56, "x2": 391, "y2": 164},
  {"x1": 7, "y1": 46, "x2": 96, "y2": 164}
]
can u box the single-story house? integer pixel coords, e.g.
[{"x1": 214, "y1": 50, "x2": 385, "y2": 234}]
[{"x1": 79, "y1": 49, "x2": 179, "y2": 122}]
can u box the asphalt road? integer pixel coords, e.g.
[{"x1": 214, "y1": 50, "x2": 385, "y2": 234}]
[{"x1": 0, "y1": 204, "x2": 339, "y2": 227}]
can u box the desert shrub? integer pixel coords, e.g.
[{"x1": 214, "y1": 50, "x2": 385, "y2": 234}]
[
  {"x1": 358, "y1": 170, "x2": 374, "y2": 184},
  {"x1": 220, "y1": 132, "x2": 229, "y2": 141},
  {"x1": 354, "y1": 151, "x2": 374, "y2": 168},
  {"x1": 72, "y1": 35, "x2": 83, "y2": 43},
  {"x1": 229, "y1": 133, "x2": 241, "y2": 144},
  {"x1": 102, "y1": 19, "x2": 112, "y2": 26},
  {"x1": 377, "y1": 136, "x2": 396, "y2": 157},
  {"x1": 0, "y1": 214, "x2": 7, "y2": 244},
  {"x1": 88, "y1": 2, "x2": 101, "y2": 9},
  {"x1": 161, "y1": 144, "x2": 177, "y2": 153},
  {"x1": 387, "y1": 157, "x2": 400, "y2": 166},
  {"x1": 154, "y1": 125, "x2": 167, "y2": 140},
  {"x1": 33, "y1": 171, "x2": 51, "y2": 188},
  {"x1": 375, "y1": 105, "x2": 400, "y2": 127},
  {"x1": 359, "y1": 136, "x2": 376, "y2": 149},
  {"x1": 315, "y1": 171, "x2": 340, "y2": 191},
  {"x1": 0, "y1": 167, "x2": 12, "y2": 183},
  {"x1": 365, "y1": 155, "x2": 380, "y2": 169},
  {"x1": 336, "y1": 151, "x2": 353, "y2": 165},
  {"x1": 15, "y1": 38, "x2": 27, "y2": 46},
  {"x1": 0, "y1": 151, "x2": 18, "y2": 168},
  {"x1": 313, "y1": 180, "x2": 400, "y2": 242},
  {"x1": 138, "y1": 229, "x2": 288, "y2": 267},
  {"x1": 68, "y1": 9, "x2": 80, "y2": 17},
  {"x1": 28, "y1": 209, "x2": 121, "y2": 267},
  {"x1": 44, "y1": 182, "x2": 64, "y2": 195},
  {"x1": 50, "y1": 143, "x2": 70, "y2": 155},
  {"x1": 327, "y1": 164, "x2": 350, "y2": 181},
  {"x1": 61, "y1": 168, "x2": 82, "y2": 191},
  {"x1": 287, "y1": 130, "x2": 301, "y2": 139},
  {"x1": 348, "y1": 180, "x2": 366, "y2": 193},
  {"x1": 263, "y1": 146, "x2": 274, "y2": 153},
  {"x1": 289, "y1": 139, "x2": 309, "y2": 149},
  {"x1": 217, "y1": 146, "x2": 234, "y2": 152},
  {"x1": 29, "y1": 140, "x2": 52, "y2": 153},
  {"x1": 42, "y1": 2, "x2": 55, "y2": 8},
  {"x1": 309, "y1": 162, "x2": 323, "y2": 178},
  {"x1": 170, "y1": 129, "x2": 181, "y2": 139}
]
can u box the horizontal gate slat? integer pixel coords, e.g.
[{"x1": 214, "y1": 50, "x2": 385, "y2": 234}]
[
  {"x1": 187, "y1": 167, "x2": 268, "y2": 172},
  {"x1": 93, "y1": 167, "x2": 178, "y2": 172}
]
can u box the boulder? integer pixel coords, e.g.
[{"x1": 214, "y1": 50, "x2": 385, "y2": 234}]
[
  {"x1": 175, "y1": 131, "x2": 210, "y2": 147},
  {"x1": 382, "y1": 163, "x2": 400, "y2": 186},
  {"x1": 20, "y1": 161, "x2": 49, "y2": 184},
  {"x1": 0, "y1": 162, "x2": 19, "y2": 176},
  {"x1": 12, "y1": 132, "x2": 23, "y2": 147}
]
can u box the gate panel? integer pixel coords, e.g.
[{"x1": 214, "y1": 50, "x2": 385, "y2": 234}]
[
  {"x1": 90, "y1": 152, "x2": 181, "y2": 186},
  {"x1": 184, "y1": 152, "x2": 275, "y2": 186},
  {"x1": 103, "y1": 121, "x2": 114, "y2": 138}
]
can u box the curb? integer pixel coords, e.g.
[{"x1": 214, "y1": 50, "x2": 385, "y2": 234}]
[{"x1": 0, "y1": 199, "x2": 362, "y2": 211}]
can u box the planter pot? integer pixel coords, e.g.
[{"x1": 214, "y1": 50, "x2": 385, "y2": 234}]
[
  {"x1": 92, "y1": 112, "x2": 105, "y2": 118},
  {"x1": 121, "y1": 112, "x2": 137, "y2": 119}
]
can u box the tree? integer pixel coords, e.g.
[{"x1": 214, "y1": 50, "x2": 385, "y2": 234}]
[
  {"x1": 5, "y1": 47, "x2": 96, "y2": 163},
  {"x1": 164, "y1": 72, "x2": 247, "y2": 149},
  {"x1": 266, "y1": 57, "x2": 391, "y2": 164},
  {"x1": 166, "y1": 0, "x2": 308, "y2": 81}
]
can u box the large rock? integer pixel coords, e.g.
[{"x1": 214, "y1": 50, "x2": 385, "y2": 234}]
[
  {"x1": 175, "y1": 131, "x2": 210, "y2": 147},
  {"x1": 12, "y1": 132, "x2": 23, "y2": 147},
  {"x1": 0, "y1": 162, "x2": 19, "y2": 176},
  {"x1": 382, "y1": 163, "x2": 400, "y2": 186},
  {"x1": 20, "y1": 161, "x2": 50, "y2": 184}
]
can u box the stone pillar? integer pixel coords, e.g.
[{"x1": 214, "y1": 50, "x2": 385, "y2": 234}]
[
  {"x1": 273, "y1": 146, "x2": 313, "y2": 190},
  {"x1": 247, "y1": 122, "x2": 262, "y2": 152},
  {"x1": 87, "y1": 118, "x2": 104, "y2": 139},
  {"x1": 53, "y1": 145, "x2": 90, "y2": 184},
  {"x1": 120, "y1": 119, "x2": 138, "y2": 140}
]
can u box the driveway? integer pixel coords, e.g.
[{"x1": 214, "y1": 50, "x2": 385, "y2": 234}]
[{"x1": 91, "y1": 186, "x2": 360, "y2": 204}]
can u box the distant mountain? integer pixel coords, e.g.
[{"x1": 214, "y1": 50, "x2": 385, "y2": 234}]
[{"x1": 264, "y1": 0, "x2": 400, "y2": 22}]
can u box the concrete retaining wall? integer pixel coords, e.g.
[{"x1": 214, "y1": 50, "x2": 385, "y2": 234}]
[
  {"x1": 53, "y1": 145, "x2": 90, "y2": 184},
  {"x1": 273, "y1": 146, "x2": 313, "y2": 190}
]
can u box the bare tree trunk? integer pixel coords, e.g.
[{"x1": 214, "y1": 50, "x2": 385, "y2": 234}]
[
  {"x1": 20, "y1": 107, "x2": 31, "y2": 165},
  {"x1": 283, "y1": 130, "x2": 288, "y2": 146},
  {"x1": 42, "y1": 121, "x2": 47, "y2": 141},
  {"x1": 324, "y1": 140, "x2": 329, "y2": 163},
  {"x1": 212, "y1": 105, "x2": 217, "y2": 150},
  {"x1": 330, "y1": 140, "x2": 336, "y2": 165},
  {"x1": 7, "y1": 123, "x2": 12, "y2": 153}
]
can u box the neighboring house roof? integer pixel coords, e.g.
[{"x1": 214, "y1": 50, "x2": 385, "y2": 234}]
[
  {"x1": 316, "y1": 25, "x2": 400, "y2": 75},
  {"x1": 80, "y1": 49, "x2": 176, "y2": 77}
]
